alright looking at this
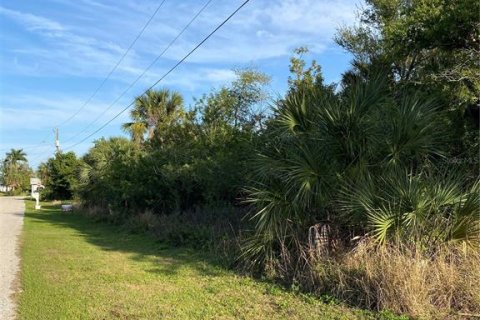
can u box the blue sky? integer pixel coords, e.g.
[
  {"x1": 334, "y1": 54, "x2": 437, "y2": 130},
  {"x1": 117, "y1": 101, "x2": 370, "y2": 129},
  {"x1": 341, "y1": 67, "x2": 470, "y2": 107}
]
[{"x1": 0, "y1": 0, "x2": 360, "y2": 168}]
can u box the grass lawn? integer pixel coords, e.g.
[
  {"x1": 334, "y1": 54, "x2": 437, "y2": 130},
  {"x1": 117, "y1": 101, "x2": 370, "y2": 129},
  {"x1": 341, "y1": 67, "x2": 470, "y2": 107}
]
[{"x1": 19, "y1": 200, "x2": 399, "y2": 319}]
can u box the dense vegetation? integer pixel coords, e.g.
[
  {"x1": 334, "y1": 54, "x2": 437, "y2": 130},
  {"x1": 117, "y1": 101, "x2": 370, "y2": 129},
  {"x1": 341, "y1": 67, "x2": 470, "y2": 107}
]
[
  {"x1": 21, "y1": 200, "x2": 397, "y2": 320},
  {"x1": 40, "y1": 151, "x2": 82, "y2": 200},
  {"x1": 36, "y1": 1, "x2": 479, "y2": 318}
]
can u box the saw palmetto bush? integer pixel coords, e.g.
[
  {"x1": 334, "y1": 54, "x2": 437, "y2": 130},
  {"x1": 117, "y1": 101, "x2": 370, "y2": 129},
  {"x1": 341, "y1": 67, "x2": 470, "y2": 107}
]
[
  {"x1": 244, "y1": 74, "x2": 479, "y2": 274},
  {"x1": 340, "y1": 168, "x2": 480, "y2": 249}
]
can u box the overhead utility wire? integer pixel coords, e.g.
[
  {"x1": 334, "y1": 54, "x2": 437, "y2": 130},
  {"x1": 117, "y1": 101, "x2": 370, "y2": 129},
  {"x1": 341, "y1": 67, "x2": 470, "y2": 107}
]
[
  {"x1": 25, "y1": 0, "x2": 167, "y2": 152},
  {"x1": 64, "y1": 0, "x2": 251, "y2": 151},
  {"x1": 62, "y1": 0, "x2": 214, "y2": 145},
  {"x1": 28, "y1": 146, "x2": 56, "y2": 165},
  {"x1": 57, "y1": 0, "x2": 167, "y2": 128},
  {"x1": 16, "y1": 134, "x2": 52, "y2": 153}
]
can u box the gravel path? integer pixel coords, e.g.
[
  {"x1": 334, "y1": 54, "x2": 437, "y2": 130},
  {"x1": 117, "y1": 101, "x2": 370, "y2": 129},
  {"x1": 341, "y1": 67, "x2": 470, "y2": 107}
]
[{"x1": 0, "y1": 197, "x2": 24, "y2": 320}]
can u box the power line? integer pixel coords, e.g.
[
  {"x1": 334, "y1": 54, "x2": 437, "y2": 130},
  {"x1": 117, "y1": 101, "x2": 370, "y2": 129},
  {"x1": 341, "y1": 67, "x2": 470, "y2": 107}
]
[
  {"x1": 0, "y1": 137, "x2": 51, "y2": 155},
  {"x1": 25, "y1": 132, "x2": 54, "y2": 154},
  {"x1": 3, "y1": 133, "x2": 52, "y2": 155},
  {"x1": 27, "y1": 146, "x2": 55, "y2": 165},
  {"x1": 22, "y1": 0, "x2": 168, "y2": 154},
  {"x1": 56, "y1": 0, "x2": 168, "y2": 129},
  {"x1": 62, "y1": 0, "x2": 214, "y2": 145},
  {"x1": 65, "y1": 0, "x2": 250, "y2": 151}
]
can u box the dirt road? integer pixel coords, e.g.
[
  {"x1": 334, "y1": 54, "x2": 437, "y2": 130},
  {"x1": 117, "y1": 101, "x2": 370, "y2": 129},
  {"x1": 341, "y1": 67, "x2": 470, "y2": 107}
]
[{"x1": 0, "y1": 197, "x2": 24, "y2": 320}]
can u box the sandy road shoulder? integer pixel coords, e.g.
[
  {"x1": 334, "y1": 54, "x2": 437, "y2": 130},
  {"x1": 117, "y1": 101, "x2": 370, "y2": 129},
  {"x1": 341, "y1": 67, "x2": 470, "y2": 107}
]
[{"x1": 0, "y1": 197, "x2": 25, "y2": 320}]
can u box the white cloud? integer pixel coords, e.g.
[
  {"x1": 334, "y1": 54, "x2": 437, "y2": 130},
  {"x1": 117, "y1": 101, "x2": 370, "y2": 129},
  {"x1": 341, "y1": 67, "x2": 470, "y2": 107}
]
[
  {"x1": 261, "y1": 0, "x2": 356, "y2": 34},
  {"x1": 156, "y1": 67, "x2": 237, "y2": 92},
  {"x1": 204, "y1": 68, "x2": 236, "y2": 82},
  {"x1": 0, "y1": 5, "x2": 143, "y2": 80},
  {"x1": 0, "y1": 6, "x2": 64, "y2": 32},
  {"x1": 0, "y1": 0, "x2": 360, "y2": 163},
  {"x1": 1, "y1": 1, "x2": 359, "y2": 77},
  {"x1": 142, "y1": 0, "x2": 358, "y2": 64}
]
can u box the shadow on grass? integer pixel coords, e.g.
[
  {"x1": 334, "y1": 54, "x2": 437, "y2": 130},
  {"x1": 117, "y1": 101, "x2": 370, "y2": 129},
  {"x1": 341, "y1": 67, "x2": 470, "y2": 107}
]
[
  {"x1": 25, "y1": 200, "x2": 227, "y2": 278},
  {"x1": 24, "y1": 201, "x2": 403, "y2": 319}
]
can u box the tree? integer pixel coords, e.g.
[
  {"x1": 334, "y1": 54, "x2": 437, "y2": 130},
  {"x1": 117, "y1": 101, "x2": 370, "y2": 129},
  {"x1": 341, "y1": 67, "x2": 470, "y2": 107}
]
[
  {"x1": 195, "y1": 68, "x2": 271, "y2": 133},
  {"x1": 335, "y1": 0, "x2": 479, "y2": 109},
  {"x1": 78, "y1": 137, "x2": 141, "y2": 209},
  {"x1": 5, "y1": 148, "x2": 27, "y2": 164},
  {"x1": 43, "y1": 152, "x2": 82, "y2": 200},
  {"x1": 37, "y1": 162, "x2": 49, "y2": 185},
  {"x1": 122, "y1": 88, "x2": 184, "y2": 145},
  {"x1": 2, "y1": 149, "x2": 31, "y2": 192},
  {"x1": 80, "y1": 69, "x2": 271, "y2": 213},
  {"x1": 243, "y1": 54, "x2": 479, "y2": 272},
  {"x1": 288, "y1": 47, "x2": 326, "y2": 93},
  {"x1": 229, "y1": 68, "x2": 271, "y2": 129},
  {"x1": 335, "y1": 0, "x2": 480, "y2": 177}
]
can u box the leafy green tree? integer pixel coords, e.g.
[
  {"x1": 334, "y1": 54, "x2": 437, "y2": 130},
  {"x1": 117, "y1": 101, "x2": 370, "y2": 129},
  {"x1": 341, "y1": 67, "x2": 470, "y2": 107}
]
[
  {"x1": 335, "y1": 0, "x2": 479, "y2": 178},
  {"x1": 229, "y1": 68, "x2": 271, "y2": 129},
  {"x1": 287, "y1": 47, "x2": 329, "y2": 93},
  {"x1": 196, "y1": 68, "x2": 271, "y2": 131},
  {"x1": 81, "y1": 69, "x2": 271, "y2": 214},
  {"x1": 43, "y1": 152, "x2": 82, "y2": 200},
  {"x1": 79, "y1": 137, "x2": 142, "y2": 210},
  {"x1": 136, "y1": 68, "x2": 272, "y2": 210},
  {"x1": 336, "y1": 0, "x2": 479, "y2": 101}
]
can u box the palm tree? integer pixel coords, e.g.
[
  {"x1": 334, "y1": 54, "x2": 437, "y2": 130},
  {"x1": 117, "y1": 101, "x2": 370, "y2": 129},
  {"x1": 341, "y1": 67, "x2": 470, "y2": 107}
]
[
  {"x1": 122, "y1": 89, "x2": 183, "y2": 145},
  {"x1": 3, "y1": 149, "x2": 28, "y2": 190},
  {"x1": 121, "y1": 120, "x2": 147, "y2": 146},
  {"x1": 5, "y1": 148, "x2": 27, "y2": 165}
]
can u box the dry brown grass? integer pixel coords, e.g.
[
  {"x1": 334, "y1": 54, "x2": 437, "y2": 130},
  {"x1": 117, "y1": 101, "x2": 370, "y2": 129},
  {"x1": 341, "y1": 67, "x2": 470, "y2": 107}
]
[
  {"x1": 311, "y1": 242, "x2": 480, "y2": 319},
  {"x1": 128, "y1": 210, "x2": 159, "y2": 231},
  {"x1": 76, "y1": 203, "x2": 104, "y2": 217}
]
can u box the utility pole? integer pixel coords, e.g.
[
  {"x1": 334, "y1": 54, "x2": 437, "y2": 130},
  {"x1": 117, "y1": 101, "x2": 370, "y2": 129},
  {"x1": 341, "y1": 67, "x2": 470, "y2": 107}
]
[{"x1": 54, "y1": 128, "x2": 60, "y2": 153}]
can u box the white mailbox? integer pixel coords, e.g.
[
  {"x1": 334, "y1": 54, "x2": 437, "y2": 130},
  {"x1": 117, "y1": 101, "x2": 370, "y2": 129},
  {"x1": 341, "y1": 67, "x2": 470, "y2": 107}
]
[{"x1": 30, "y1": 178, "x2": 44, "y2": 210}]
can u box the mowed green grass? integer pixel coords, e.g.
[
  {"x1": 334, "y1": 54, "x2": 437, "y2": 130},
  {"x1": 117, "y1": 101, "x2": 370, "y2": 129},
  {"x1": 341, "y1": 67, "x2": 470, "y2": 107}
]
[{"x1": 19, "y1": 200, "x2": 384, "y2": 320}]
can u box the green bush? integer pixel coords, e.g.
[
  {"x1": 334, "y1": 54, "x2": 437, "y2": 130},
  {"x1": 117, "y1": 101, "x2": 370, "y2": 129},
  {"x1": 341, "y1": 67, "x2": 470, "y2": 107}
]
[{"x1": 41, "y1": 151, "x2": 82, "y2": 200}]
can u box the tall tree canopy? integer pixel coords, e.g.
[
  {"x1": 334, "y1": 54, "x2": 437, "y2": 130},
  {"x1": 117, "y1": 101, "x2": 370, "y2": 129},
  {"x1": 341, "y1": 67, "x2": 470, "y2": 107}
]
[
  {"x1": 336, "y1": 0, "x2": 479, "y2": 114},
  {"x1": 42, "y1": 151, "x2": 82, "y2": 200},
  {"x1": 335, "y1": 0, "x2": 479, "y2": 179}
]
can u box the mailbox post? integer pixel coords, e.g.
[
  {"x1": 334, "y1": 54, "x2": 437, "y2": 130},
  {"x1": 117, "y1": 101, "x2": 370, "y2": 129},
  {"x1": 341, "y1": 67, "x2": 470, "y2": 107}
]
[{"x1": 30, "y1": 178, "x2": 43, "y2": 210}]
